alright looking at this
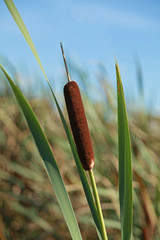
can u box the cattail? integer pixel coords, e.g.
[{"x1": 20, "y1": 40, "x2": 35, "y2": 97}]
[{"x1": 61, "y1": 43, "x2": 95, "y2": 170}]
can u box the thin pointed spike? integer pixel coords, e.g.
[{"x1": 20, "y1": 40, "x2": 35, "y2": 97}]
[{"x1": 60, "y1": 42, "x2": 71, "y2": 83}]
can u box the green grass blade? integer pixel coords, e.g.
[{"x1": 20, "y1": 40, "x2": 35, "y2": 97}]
[
  {"x1": 3, "y1": 1, "x2": 104, "y2": 238},
  {"x1": 0, "y1": 65, "x2": 82, "y2": 240},
  {"x1": 116, "y1": 62, "x2": 133, "y2": 240},
  {"x1": 4, "y1": 0, "x2": 48, "y2": 82}
]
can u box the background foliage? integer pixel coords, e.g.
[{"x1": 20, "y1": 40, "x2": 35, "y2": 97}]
[{"x1": 0, "y1": 62, "x2": 159, "y2": 239}]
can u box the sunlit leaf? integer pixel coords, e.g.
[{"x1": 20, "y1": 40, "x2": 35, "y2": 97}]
[
  {"x1": 0, "y1": 65, "x2": 82, "y2": 240},
  {"x1": 116, "y1": 62, "x2": 133, "y2": 240},
  {"x1": 3, "y1": 1, "x2": 104, "y2": 238}
]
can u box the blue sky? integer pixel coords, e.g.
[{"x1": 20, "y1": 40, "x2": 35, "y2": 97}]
[{"x1": 0, "y1": 0, "x2": 160, "y2": 112}]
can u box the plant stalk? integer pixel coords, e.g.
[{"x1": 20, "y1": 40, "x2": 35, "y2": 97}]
[{"x1": 89, "y1": 169, "x2": 108, "y2": 240}]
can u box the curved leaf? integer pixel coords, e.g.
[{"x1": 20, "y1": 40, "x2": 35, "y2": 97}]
[
  {"x1": 0, "y1": 65, "x2": 82, "y2": 240},
  {"x1": 4, "y1": 0, "x2": 48, "y2": 82},
  {"x1": 3, "y1": 1, "x2": 104, "y2": 238}
]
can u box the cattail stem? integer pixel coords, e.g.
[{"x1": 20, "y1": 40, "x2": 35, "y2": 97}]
[
  {"x1": 61, "y1": 43, "x2": 107, "y2": 239},
  {"x1": 89, "y1": 169, "x2": 108, "y2": 240}
]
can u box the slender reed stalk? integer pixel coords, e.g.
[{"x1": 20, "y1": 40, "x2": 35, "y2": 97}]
[{"x1": 89, "y1": 169, "x2": 108, "y2": 240}]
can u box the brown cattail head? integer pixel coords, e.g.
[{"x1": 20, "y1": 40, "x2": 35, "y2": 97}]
[{"x1": 64, "y1": 81, "x2": 95, "y2": 170}]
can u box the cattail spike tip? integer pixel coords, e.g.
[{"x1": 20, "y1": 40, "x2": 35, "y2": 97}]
[{"x1": 60, "y1": 42, "x2": 71, "y2": 83}]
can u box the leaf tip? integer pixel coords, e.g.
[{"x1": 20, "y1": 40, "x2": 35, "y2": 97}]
[
  {"x1": 114, "y1": 56, "x2": 118, "y2": 66},
  {"x1": 115, "y1": 59, "x2": 121, "y2": 94},
  {"x1": 115, "y1": 59, "x2": 119, "y2": 75}
]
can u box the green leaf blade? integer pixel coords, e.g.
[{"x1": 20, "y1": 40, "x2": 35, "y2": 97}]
[
  {"x1": 0, "y1": 65, "x2": 82, "y2": 240},
  {"x1": 3, "y1": 0, "x2": 104, "y2": 237},
  {"x1": 116, "y1": 62, "x2": 133, "y2": 240},
  {"x1": 4, "y1": 0, "x2": 48, "y2": 81}
]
